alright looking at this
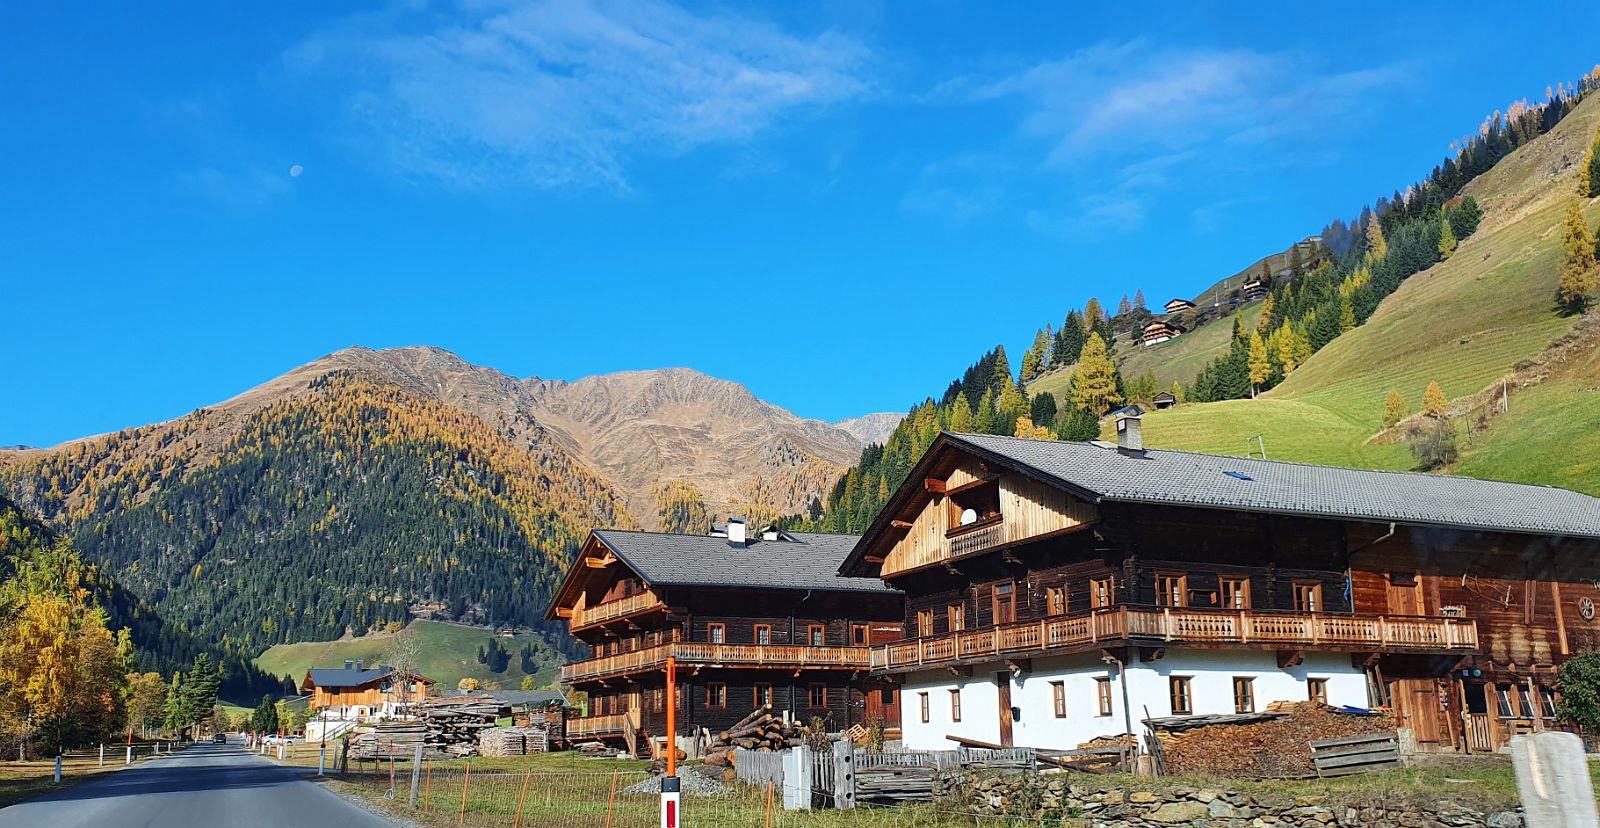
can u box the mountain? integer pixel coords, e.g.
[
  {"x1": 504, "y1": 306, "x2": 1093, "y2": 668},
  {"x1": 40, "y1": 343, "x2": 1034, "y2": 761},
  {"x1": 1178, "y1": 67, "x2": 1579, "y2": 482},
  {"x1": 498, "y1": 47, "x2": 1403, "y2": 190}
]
[
  {"x1": 832, "y1": 413, "x2": 906, "y2": 447},
  {"x1": 0, "y1": 347, "x2": 881, "y2": 654}
]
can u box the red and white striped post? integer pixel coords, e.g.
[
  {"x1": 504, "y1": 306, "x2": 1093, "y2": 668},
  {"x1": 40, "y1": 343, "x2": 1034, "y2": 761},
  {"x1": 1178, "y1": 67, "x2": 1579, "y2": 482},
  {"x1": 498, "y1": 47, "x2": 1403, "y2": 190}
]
[{"x1": 661, "y1": 656, "x2": 679, "y2": 828}]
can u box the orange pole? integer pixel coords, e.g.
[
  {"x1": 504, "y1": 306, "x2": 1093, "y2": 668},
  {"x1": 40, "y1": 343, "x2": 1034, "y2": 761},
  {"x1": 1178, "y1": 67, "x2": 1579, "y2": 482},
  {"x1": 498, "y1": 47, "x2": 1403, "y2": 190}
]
[
  {"x1": 389, "y1": 755, "x2": 395, "y2": 790},
  {"x1": 423, "y1": 759, "x2": 432, "y2": 811},
  {"x1": 512, "y1": 770, "x2": 532, "y2": 828},
  {"x1": 457, "y1": 764, "x2": 470, "y2": 826},
  {"x1": 604, "y1": 768, "x2": 619, "y2": 828},
  {"x1": 765, "y1": 779, "x2": 775, "y2": 828},
  {"x1": 665, "y1": 656, "x2": 677, "y2": 777}
]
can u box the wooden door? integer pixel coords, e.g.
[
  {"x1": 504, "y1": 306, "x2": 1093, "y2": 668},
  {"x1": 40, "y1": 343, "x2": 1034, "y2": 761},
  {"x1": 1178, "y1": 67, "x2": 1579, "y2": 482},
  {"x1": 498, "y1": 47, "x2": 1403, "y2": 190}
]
[
  {"x1": 996, "y1": 673, "x2": 1014, "y2": 747},
  {"x1": 1397, "y1": 679, "x2": 1444, "y2": 746},
  {"x1": 864, "y1": 685, "x2": 900, "y2": 730},
  {"x1": 1387, "y1": 571, "x2": 1423, "y2": 615}
]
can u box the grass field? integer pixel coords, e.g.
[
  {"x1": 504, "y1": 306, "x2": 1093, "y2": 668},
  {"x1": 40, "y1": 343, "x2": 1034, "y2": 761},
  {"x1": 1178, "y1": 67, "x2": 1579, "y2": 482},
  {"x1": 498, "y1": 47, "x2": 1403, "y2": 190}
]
[
  {"x1": 1115, "y1": 303, "x2": 1264, "y2": 394},
  {"x1": 254, "y1": 620, "x2": 563, "y2": 691},
  {"x1": 1124, "y1": 92, "x2": 1600, "y2": 492}
]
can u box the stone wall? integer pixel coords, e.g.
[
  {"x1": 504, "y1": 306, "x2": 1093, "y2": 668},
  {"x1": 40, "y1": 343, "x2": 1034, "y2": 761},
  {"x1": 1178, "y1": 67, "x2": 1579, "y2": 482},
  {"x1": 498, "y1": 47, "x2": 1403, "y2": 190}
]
[{"x1": 935, "y1": 771, "x2": 1523, "y2": 827}]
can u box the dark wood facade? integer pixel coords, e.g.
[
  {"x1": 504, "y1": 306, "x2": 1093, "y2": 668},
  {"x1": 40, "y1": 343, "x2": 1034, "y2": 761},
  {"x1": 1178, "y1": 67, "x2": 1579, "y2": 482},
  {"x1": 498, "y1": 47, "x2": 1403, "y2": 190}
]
[{"x1": 549, "y1": 532, "x2": 903, "y2": 754}]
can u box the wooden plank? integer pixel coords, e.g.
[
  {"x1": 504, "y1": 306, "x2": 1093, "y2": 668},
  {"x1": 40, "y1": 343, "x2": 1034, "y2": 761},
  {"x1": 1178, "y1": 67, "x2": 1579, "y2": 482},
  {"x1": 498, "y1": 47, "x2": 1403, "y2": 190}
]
[
  {"x1": 1309, "y1": 733, "x2": 1398, "y2": 749},
  {"x1": 1312, "y1": 744, "x2": 1401, "y2": 762},
  {"x1": 1319, "y1": 759, "x2": 1402, "y2": 776}
]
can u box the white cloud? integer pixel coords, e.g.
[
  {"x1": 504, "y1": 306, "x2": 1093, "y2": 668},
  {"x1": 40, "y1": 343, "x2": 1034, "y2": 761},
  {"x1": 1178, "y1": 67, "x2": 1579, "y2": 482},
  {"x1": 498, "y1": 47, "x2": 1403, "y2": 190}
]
[{"x1": 288, "y1": 0, "x2": 873, "y2": 190}]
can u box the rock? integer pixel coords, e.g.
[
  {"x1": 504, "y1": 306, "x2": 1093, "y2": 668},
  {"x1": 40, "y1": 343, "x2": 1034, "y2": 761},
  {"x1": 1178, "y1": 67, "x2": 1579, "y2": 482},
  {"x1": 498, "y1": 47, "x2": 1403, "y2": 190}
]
[
  {"x1": 1147, "y1": 801, "x2": 1211, "y2": 824},
  {"x1": 1196, "y1": 788, "x2": 1222, "y2": 803},
  {"x1": 1209, "y1": 799, "x2": 1242, "y2": 818},
  {"x1": 1295, "y1": 796, "x2": 1329, "y2": 807},
  {"x1": 1486, "y1": 813, "x2": 1522, "y2": 828},
  {"x1": 1129, "y1": 791, "x2": 1159, "y2": 804}
]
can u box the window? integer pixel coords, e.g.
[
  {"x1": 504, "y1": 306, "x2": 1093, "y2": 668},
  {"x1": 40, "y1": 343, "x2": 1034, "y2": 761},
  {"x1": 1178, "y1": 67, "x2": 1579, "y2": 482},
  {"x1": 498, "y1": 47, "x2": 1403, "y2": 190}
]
[
  {"x1": 950, "y1": 689, "x2": 962, "y2": 722},
  {"x1": 1308, "y1": 678, "x2": 1328, "y2": 705},
  {"x1": 1156, "y1": 573, "x2": 1187, "y2": 607},
  {"x1": 851, "y1": 624, "x2": 869, "y2": 646},
  {"x1": 1495, "y1": 685, "x2": 1515, "y2": 718},
  {"x1": 1095, "y1": 677, "x2": 1114, "y2": 716},
  {"x1": 1170, "y1": 676, "x2": 1193, "y2": 715},
  {"x1": 919, "y1": 692, "x2": 930, "y2": 723},
  {"x1": 946, "y1": 478, "x2": 1001, "y2": 532},
  {"x1": 754, "y1": 684, "x2": 772, "y2": 708},
  {"x1": 706, "y1": 683, "x2": 727, "y2": 709},
  {"x1": 1220, "y1": 576, "x2": 1251, "y2": 609},
  {"x1": 754, "y1": 624, "x2": 771, "y2": 645},
  {"x1": 1046, "y1": 586, "x2": 1067, "y2": 616},
  {"x1": 1051, "y1": 681, "x2": 1066, "y2": 718},
  {"x1": 917, "y1": 609, "x2": 935, "y2": 637},
  {"x1": 1090, "y1": 576, "x2": 1116, "y2": 608},
  {"x1": 807, "y1": 684, "x2": 827, "y2": 709},
  {"x1": 1539, "y1": 687, "x2": 1558, "y2": 719},
  {"x1": 992, "y1": 581, "x2": 1016, "y2": 625},
  {"x1": 648, "y1": 688, "x2": 665, "y2": 713},
  {"x1": 1293, "y1": 582, "x2": 1322, "y2": 613},
  {"x1": 1513, "y1": 685, "x2": 1532, "y2": 719},
  {"x1": 948, "y1": 603, "x2": 966, "y2": 631},
  {"x1": 808, "y1": 625, "x2": 825, "y2": 646},
  {"x1": 707, "y1": 623, "x2": 725, "y2": 644},
  {"x1": 1232, "y1": 677, "x2": 1255, "y2": 714}
]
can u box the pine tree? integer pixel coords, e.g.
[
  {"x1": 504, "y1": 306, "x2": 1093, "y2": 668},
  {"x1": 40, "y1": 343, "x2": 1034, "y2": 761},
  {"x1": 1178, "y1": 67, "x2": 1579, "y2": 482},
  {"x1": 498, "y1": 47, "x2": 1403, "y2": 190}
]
[
  {"x1": 973, "y1": 388, "x2": 996, "y2": 434},
  {"x1": 1339, "y1": 298, "x2": 1356, "y2": 333},
  {"x1": 1020, "y1": 347, "x2": 1040, "y2": 383},
  {"x1": 1070, "y1": 334, "x2": 1122, "y2": 416},
  {"x1": 1581, "y1": 123, "x2": 1600, "y2": 199},
  {"x1": 1054, "y1": 406, "x2": 1100, "y2": 441},
  {"x1": 1171, "y1": 381, "x2": 1185, "y2": 404},
  {"x1": 948, "y1": 391, "x2": 974, "y2": 432},
  {"x1": 1083, "y1": 298, "x2": 1104, "y2": 328},
  {"x1": 1118, "y1": 295, "x2": 1132, "y2": 316},
  {"x1": 1365, "y1": 217, "x2": 1388, "y2": 261},
  {"x1": 1382, "y1": 388, "x2": 1408, "y2": 428},
  {"x1": 1421, "y1": 381, "x2": 1449, "y2": 418},
  {"x1": 1247, "y1": 331, "x2": 1270, "y2": 397},
  {"x1": 1133, "y1": 289, "x2": 1146, "y2": 310},
  {"x1": 996, "y1": 378, "x2": 1028, "y2": 436},
  {"x1": 1438, "y1": 214, "x2": 1457, "y2": 259},
  {"x1": 1557, "y1": 200, "x2": 1599, "y2": 314}
]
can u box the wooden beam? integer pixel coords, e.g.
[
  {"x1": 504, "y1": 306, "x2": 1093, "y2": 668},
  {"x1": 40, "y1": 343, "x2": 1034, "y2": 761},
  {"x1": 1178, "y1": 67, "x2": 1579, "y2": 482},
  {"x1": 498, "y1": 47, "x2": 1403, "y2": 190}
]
[
  {"x1": 947, "y1": 665, "x2": 971, "y2": 678},
  {"x1": 864, "y1": 555, "x2": 886, "y2": 565},
  {"x1": 1005, "y1": 658, "x2": 1032, "y2": 675},
  {"x1": 1277, "y1": 651, "x2": 1305, "y2": 669},
  {"x1": 584, "y1": 552, "x2": 617, "y2": 569},
  {"x1": 1139, "y1": 647, "x2": 1164, "y2": 663},
  {"x1": 890, "y1": 520, "x2": 914, "y2": 530},
  {"x1": 554, "y1": 608, "x2": 573, "y2": 619},
  {"x1": 924, "y1": 478, "x2": 947, "y2": 495}
]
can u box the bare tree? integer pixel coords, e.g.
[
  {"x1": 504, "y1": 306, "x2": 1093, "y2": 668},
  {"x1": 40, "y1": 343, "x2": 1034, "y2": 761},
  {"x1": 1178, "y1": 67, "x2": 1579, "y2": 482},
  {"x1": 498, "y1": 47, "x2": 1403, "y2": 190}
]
[{"x1": 386, "y1": 627, "x2": 424, "y2": 706}]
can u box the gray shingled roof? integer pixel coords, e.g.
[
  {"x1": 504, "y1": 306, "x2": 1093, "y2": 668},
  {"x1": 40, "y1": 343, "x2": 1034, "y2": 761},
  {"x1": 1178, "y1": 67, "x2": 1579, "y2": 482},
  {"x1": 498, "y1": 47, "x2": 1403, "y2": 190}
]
[
  {"x1": 447, "y1": 689, "x2": 567, "y2": 707},
  {"x1": 304, "y1": 666, "x2": 395, "y2": 688},
  {"x1": 945, "y1": 432, "x2": 1600, "y2": 539},
  {"x1": 593, "y1": 530, "x2": 897, "y2": 593}
]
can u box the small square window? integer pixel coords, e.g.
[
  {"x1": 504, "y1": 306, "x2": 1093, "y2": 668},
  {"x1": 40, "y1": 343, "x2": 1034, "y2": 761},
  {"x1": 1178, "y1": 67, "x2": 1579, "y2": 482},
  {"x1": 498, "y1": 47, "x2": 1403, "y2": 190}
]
[
  {"x1": 950, "y1": 689, "x2": 962, "y2": 722},
  {"x1": 1307, "y1": 678, "x2": 1328, "y2": 705},
  {"x1": 808, "y1": 684, "x2": 827, "y2": 709},
  {"x1": 1233, "y1": 677, "x2": 1255, "y2": 714},
  {"x1": 706, "y1": 683, "x2": 727, "y2": 709},
  {"x1": 754, "y1": 624, "x2": 771, "y2": 645},
  {"x1": 808, "y1": 625, "x2": 825, "y2": 646},
  {"x1": 1170, "y1": 676, "x2": 1193, "y2": 715},
  {"x1": 707, "y1": 623, "x2": 725, "y2": 644}
]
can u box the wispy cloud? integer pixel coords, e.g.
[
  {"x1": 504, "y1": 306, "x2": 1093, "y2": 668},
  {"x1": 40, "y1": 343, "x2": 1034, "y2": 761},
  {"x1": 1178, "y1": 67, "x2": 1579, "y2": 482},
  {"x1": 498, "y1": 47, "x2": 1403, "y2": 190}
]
[{"x1": 287, "y1": 0, "x2": 873, "y2": 191}]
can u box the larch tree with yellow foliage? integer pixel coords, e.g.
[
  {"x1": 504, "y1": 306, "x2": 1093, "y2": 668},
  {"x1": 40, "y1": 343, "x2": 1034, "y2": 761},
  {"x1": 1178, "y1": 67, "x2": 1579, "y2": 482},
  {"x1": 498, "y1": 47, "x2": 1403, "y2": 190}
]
[
  {"x1": 1070, "y1": 334, "x2": 1123, "y2": 416},
  {"x1": 1365, "y1": 217, "x2": 1388, "y2": 262},
  {"x1": 1246, "y1": 331, "x2": 1270, "y2": 397},
  {"x1": 1256, "y1": 293, "x2": 1275, "y2": 332},
  {"x1": 1012, "y1": 417, "x2": 1052, "y2": 440},
  {"x1": 948, "y1": 391, "x2": 974, "y2": 432},
  {"x1": 1382, "y1": 389, "x2": 1409, "y2": 428},
  {"x1": 1557, "y1": 200, "x2": 1598, "y2": 314},
  {"x1": 1421, "y1": 381, "x2": 1449, "y2": 418},
  {"x1": 1438, "y1": 215, "x2": 1457, "y2": 259}
]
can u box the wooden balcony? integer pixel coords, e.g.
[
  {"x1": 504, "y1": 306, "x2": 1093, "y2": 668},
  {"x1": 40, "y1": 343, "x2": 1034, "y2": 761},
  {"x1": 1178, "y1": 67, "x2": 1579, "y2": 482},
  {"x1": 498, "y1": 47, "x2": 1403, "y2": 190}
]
[
  {"x1": 571, "y1": 589, "x2": 667, "y2": 631},
  {"x1": 871, "y1": 606, "x2": 1480, "y2": 672},
  {"x1": 561, "y1": 641, "x2": 872, "y2": 684},
  {"x1": 566, "y1": 712, "x2": 629, "y2": 739}
]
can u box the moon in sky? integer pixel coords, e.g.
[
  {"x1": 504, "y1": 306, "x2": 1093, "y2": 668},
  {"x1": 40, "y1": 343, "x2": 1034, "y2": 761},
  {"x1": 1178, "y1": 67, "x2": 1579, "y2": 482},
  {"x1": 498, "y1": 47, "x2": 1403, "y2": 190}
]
[{"x1": 289, "y1": 165, "x2": 303, "y2": 177}]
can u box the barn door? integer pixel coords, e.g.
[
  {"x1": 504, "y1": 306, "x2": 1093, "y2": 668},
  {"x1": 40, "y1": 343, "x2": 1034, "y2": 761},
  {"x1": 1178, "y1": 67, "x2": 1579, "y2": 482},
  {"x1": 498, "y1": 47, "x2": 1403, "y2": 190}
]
[
  {"x1": 1387, "y1": 571, "x2": 1423, "y2": 615},
  {"x1": 1399, "y1": 679, "x2": 1444, "y2": 746},
  {"x1": 995, "y1": 673, "x2": 1014, "y2": 747},
  {"x1": 865, "y1": 685, "x2": 900, "y2": 730}
]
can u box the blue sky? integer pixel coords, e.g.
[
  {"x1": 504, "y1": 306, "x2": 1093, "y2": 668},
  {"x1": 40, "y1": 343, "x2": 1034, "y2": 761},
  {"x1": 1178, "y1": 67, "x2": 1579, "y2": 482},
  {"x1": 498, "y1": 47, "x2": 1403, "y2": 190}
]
[{"x1": 4, "y1": 1, "x2": 1598, "y2": 447}]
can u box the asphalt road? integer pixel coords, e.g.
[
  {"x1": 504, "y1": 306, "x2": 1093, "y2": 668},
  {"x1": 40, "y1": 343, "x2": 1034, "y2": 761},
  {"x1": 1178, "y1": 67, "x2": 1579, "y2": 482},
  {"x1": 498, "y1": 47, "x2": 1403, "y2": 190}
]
[{"x1": 0, "y1": 738, "x2": 399, "y2": 828}]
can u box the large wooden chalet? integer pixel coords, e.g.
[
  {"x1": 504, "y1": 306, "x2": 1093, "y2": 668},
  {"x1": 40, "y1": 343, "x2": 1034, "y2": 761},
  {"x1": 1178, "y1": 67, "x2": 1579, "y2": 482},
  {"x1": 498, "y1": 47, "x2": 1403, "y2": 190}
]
[
  {"x1": 546, "y1": 523, "x2": 903, "y2": 755},
  {"x1": 836, "y1": 419, "x2": 1600, "y2": 754},
  {"x1": 301, "y1": 661, "x2": 435, "y2": 721}
]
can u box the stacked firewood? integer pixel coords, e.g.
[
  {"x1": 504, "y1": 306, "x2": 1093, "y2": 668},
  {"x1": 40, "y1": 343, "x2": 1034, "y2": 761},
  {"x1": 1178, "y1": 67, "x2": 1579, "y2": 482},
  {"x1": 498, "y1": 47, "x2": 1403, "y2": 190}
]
[
  {"x1": 701, "y1": 705, "x2": 818, "y2": 771},
  {"x1": 478, "y1": 726, "x2": 550, "y2": 756},
  {"x1": 350, "y1": 695, "x2": 505, "y2": 759},
  {"x1": 1153, "y1": 701, "x2": 1394, "y2": 777}
]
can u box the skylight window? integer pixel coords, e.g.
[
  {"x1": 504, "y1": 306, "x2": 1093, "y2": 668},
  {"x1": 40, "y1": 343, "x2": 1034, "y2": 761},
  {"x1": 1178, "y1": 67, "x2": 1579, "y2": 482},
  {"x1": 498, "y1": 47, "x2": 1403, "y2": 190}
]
[{"x1": 1223, "y1": 471, "x2": 1253, "y2": 481}]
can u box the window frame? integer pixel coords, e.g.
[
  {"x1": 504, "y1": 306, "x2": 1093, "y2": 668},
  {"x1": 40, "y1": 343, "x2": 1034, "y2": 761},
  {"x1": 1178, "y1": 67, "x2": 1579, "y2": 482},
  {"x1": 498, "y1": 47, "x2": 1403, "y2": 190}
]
[
  {"x1": 1155, "y1": 573, "x2": 1188, "y2": 608},
  {"x1": 1090, "y1": 575, "x2": 1116, "y2": 609},
  {"x1": 807, "y1": 683, "x2": 827, "y2": 710},
  {"x1": 706, "y1": 682, "x2": 727, "y2": 710},
  {"x1": 949, "y1": 688, "x2": 962, "y2": 722},
  {"x1": 1307, "y1": 678, "x2": 1328, "y2": 705},
  {"x1": 1293, "y1": 581, "x2": 1323, "y2": 613},
  {"x1": 754, "y1": 624, "x2": 771, "y2": 645},
  {"x1": 991, "y1": 581, "x2": 1017, "y2": 625},
  {"x1": 1046, "y1": 585, "x2": 1067, "y2": 617},
  {"x1": 1170, "y1": 676, "x2": 1193, "y2": 715},
  {"x1": 948, "y1": 602, "x2": 966, "y2": 632},
  {"x1": 754, "y1": 683, "x2": 772, "y2": 708},
  {"x1": 808, "y1": 624, "x2": 825, "y2": 647},
  {"x1": 1219, "y1": 576, "x2": 1251, "y2": 609},
  {"x1": 1095, "y1": 677, "x2": 1114, "y2": 717},
  {"x1": 916, "y1": 609, "x2": 935, "y2": 638},
  {"x1": 851, "y1": 624, "x2": 869, "y2": 646},
  {"x1": 707, "y1": 623, "x2": 726, "y2": 644},
  {"x1": 918, "y1": 692, "x2": 930, "y2": 723},
  {"x1": 1232, "y1": 677, "x2": 1255, "y2": 714},
  {"x1": 1050, "y1": 681, "x2": 1066, "y2": 718}
]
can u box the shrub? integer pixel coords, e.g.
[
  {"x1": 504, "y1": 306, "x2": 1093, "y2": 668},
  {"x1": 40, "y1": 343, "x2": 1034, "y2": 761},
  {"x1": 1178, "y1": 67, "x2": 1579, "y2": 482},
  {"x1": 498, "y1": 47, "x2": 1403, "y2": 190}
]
[{"x1": 1410, "y1": 419, "x2": 1458, "y2": 470}]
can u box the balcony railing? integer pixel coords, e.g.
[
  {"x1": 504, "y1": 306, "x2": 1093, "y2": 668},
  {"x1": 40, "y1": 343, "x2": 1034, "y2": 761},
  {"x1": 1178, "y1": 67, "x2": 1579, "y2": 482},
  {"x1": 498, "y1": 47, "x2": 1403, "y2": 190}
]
[
  {"x1": 871, "y1": 606, "x2": 1479, "y2": 671},
  {"x1": 571, "y1": 589, "x2": 667, "y2": 630},
  {"x1": 566, "y1": 712, "x2": 629, "y2": 738},
  {"x1": 561, "y1": 641, "x2": 872, "y2": 683}
]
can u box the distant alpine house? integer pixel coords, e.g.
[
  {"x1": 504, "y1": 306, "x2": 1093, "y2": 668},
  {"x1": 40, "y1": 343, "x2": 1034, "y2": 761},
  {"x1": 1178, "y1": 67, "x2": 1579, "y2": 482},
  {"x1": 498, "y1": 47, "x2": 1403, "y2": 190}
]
[
  {"x1": 546, "y1": 522, "x2": 903, "y2": 755},
  {"x1": 837, "y1": 418, "x2": 1600, "y2": 754}
]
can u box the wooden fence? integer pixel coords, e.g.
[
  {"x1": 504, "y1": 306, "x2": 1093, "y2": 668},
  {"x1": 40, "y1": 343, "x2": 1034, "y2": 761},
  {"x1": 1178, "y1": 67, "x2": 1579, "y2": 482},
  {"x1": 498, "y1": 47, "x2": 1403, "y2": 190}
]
[
  {"x1": 733, "y1": 748, "x2": 785, "y2": 786},
  {"x1": 1310, "y1": 732, "x2": 1402, "y2": 777}
]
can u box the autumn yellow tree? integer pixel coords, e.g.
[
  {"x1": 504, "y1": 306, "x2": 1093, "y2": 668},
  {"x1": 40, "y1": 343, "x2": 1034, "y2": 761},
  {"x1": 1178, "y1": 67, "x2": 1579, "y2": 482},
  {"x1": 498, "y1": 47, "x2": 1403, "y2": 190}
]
[
  {"x1": 1012, "y1": 417, "x2": 1052, "y2": 440},
  {"x1": 1581, "y1": 122, "x2": 1600, "y2": 199},
  {"x1": 1247, "y1": 331, "x2": 1270, "y2": 397},
  {"x1": 996, "y1": 377, "x2": 1028, "y2": 435},
  {"x1": 1171, "y1": 381, "x2": 1185, "y2": 405},
  {"x1": 1070, "y1": 334, "x2": 1123, "y2": 416},
  {"x1": 948, "y1": 391, "x2": 974, "y2": 432},
  {"x1": 125, "y1": 671, "x2": 168, "y2": 738},
  {"x1": 1557, "y1": 200, "x2": 1598, "y2": 314},
  {"x1": 1256, "y1": 294, "x2": 1275, "y2": 332},
  {"x1": 1382, "y1": 389, "x2": 1409, "y2": 428},
  {"x1": 1421, "y1": 381, "x2": 1449, "y2": 418},
  {"x1": 1438, "y1": 216, "x2": 1457, "y2": 259},
  {"x1": 1339, "y1": 298, "x2": 1356, "y2": 333},
  {"x1": 654, "y1": 480, "x2": 710, "y2": 535},
  {"x1": 1365, "y1": 217, "x2": 1388, "y2": 262}
]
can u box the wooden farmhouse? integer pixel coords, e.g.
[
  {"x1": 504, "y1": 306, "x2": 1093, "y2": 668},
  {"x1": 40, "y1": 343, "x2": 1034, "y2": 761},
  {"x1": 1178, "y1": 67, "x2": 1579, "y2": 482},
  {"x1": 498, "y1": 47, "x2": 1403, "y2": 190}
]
[
  {"x1": 1141, "y1": 320, "x2": 1184, "y2": 346},
  {"x1": 1151, "y1": 391, "x2": 1177, "y2": 410},
  {"x1": 301, "y1": 661, "x2": 435, "y2": 722},
  {"x1": 1163, "y1": 298, "x2": 1195, "y2": 315},
  {"x1": 1241, "y1": 279, "x2": 1270, "y2": 301},
  {"x1": 545, "y1": 522, "x2": 904, "y2": 755},
  {"x1": 836, "y1": 418, "x2": 1600, "y2": 754}
]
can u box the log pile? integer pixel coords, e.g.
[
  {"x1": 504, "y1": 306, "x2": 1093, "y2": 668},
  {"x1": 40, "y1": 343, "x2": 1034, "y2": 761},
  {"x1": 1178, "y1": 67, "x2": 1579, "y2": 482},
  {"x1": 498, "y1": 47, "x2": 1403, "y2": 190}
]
[
  {"x1": 701, "y1": 705, "x2": 818, "y2": 773},
  {"x1": 350, "y1": 695, "x2": 505, "y2": 759},
  {"x1": 478, "y1": 726, "x2": 550, "y2": 757},
  {"x1": 1150, "y1": 702, "x2": 1394, "y2": 778}
]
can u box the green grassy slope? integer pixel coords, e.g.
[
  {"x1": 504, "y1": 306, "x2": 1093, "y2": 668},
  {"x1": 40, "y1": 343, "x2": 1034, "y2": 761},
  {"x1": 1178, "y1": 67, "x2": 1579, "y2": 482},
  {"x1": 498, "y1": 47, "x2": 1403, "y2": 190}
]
[
  {"x1": 255, "y1": 620, "x2": 562, "y2": 691},
  {"x1": 1135, "y1": 92, "x2": 1600, "y2": 491},
  {"x1": 1117, "y1": 304, "x2": 1265, "y2": 393}
]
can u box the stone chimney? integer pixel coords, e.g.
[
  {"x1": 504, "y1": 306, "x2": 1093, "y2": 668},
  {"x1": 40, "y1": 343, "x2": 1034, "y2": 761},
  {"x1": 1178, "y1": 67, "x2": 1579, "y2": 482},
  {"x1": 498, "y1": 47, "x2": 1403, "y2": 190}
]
[
  {"x1": 727, "y1": 517, "x2": 747, "y2": 549},
  {"x1": 1116, "y1": 414, "x2": 1145, "y2": 456}
]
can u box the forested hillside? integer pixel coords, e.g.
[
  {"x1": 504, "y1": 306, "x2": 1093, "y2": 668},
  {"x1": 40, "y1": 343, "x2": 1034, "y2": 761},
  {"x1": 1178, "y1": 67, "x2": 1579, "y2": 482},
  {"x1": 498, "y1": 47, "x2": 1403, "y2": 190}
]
[
  {"x1": 1, "y1": 371, "x2": 633, "y2": 654},
  {"x1": 805, "y1": 67, "x2": 1600, "y2": 532}
]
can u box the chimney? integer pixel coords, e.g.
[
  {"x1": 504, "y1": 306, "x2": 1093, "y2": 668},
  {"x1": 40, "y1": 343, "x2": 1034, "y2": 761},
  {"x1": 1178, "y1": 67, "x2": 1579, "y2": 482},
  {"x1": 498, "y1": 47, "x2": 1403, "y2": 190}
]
[
  {"x1": 344, "y1": 660, "x2": 354, "y2": 670},
  {"x1": 727, "y1": 517, "x2": 747, "y2": 549},
  {"x1": 1116, "y1": 414, "x2": 1145, "y2": 456},
  {"x1": 355, "y1": 659, "x2": 364, "y2": 671}
]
